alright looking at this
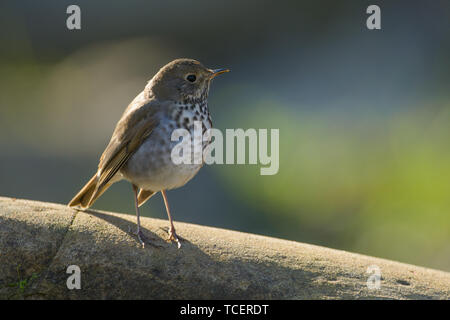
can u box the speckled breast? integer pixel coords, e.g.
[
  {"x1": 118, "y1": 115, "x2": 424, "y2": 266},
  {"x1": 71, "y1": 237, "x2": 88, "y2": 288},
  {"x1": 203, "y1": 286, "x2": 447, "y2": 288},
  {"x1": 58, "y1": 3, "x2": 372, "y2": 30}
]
[{"x1": 121, "y1": 101, "x2": 212, "y2": 191}]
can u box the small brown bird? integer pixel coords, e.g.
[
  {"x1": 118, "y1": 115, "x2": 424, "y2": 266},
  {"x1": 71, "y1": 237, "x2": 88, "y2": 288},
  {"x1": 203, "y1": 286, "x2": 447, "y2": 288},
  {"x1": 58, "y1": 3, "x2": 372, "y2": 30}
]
[{"x1": 68, "y1": 58, "x2": 229, "y2": 248}]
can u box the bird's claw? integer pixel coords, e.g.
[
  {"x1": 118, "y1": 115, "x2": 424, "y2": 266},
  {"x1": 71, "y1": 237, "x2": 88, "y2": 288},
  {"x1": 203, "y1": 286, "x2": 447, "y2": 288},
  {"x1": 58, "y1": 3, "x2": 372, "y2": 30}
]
[
  {"x1": 137, "y1": 231, "x2": 146, "y2": 248},
  {"x1": 130, "y1": 227, "x2": 146, "y2": 248},
  {"x1": 169, "y1": 227, "x2": 181, "y2": 249}
]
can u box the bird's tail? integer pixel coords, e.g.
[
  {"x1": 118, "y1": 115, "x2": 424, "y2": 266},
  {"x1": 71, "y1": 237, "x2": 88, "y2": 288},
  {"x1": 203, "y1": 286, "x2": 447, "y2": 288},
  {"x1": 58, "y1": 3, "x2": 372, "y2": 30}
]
[{"x1": 68, "y1": 173, "x2": 112, "y2": 208}]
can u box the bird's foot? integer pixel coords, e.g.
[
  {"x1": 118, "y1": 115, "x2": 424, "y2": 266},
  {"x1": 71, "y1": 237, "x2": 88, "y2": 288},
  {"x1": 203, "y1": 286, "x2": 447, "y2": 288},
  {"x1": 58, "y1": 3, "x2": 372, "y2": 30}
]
[
  {"x1": 168, "y1": 227, "x2": 181, "y2": 249},
  {"x1": 128, "y1": 226, "x2": 163, "y2": 248},
  {"x1": 136, "y1": 230, "x2": 147, "y2": 248},
  {"x1": 128, "y1": 226, "x2": 147, "y2": 248}
]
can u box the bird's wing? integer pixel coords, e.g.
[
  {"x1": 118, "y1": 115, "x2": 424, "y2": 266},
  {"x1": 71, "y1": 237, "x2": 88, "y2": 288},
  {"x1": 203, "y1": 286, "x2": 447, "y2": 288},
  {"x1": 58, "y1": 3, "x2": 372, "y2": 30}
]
[{"x1": 94, "y1": 93, "x2": 162, "y2": 195}]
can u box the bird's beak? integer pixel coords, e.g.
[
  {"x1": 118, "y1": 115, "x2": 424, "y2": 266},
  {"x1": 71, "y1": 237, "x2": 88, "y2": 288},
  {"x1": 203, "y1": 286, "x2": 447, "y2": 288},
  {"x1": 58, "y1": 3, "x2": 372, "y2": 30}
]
[{"x1": 209, "y1": 68, "x2": 230, "y2": 79}]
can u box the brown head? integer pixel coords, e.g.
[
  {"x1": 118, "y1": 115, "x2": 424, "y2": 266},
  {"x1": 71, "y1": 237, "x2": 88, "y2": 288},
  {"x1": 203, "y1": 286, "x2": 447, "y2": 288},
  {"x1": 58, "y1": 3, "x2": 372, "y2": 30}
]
[{"x1": 147, "y1": 58, "x2": 229, "y2": 102}]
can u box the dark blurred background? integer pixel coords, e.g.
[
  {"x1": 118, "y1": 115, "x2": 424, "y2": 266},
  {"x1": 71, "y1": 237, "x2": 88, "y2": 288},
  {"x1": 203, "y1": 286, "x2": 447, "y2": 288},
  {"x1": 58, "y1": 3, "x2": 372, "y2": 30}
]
[{"x1": 1, "y1": 0, "x2": 449, "y2": 271}]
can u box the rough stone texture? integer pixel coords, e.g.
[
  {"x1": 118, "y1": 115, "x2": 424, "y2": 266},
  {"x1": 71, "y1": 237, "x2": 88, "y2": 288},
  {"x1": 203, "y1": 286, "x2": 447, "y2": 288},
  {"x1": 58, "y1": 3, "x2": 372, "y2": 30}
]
[{"x1": 0, "y1": 196, "x2": 449, "y2": 299}]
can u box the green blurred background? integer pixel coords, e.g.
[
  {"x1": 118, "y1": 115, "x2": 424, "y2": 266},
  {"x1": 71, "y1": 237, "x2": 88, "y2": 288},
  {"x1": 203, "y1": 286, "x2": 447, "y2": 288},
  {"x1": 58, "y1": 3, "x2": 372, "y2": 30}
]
[{"x1": 1, "y1": 0, "x2": 449, "y2": 271}]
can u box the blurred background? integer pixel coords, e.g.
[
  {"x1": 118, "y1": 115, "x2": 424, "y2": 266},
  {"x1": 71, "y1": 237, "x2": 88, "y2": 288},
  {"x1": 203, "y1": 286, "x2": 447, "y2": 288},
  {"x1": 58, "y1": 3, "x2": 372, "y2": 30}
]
[{"x1": 1, "y1": 0, "x2": 449, "y2": 271}]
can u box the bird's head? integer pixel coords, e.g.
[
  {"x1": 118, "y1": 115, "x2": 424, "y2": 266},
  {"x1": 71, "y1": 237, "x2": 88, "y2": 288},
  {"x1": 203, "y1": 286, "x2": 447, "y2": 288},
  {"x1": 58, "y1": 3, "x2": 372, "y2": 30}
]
[{"x1": 148, "y1": 58, "x2": 229, "y2": 103}]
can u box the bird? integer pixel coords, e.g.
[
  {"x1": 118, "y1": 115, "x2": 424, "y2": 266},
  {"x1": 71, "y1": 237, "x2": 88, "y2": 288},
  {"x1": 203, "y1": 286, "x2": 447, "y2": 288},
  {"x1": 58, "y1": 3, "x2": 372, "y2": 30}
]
[{"x1": 68, "y1": 58, "x2": 229, "y2": 248}]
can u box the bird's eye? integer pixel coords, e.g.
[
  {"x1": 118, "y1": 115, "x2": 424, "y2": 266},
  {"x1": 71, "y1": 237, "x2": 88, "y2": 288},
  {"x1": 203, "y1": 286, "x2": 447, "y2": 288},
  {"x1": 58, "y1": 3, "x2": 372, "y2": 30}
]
[{"x1": 186, "y1": 74, "x2": 196, "y2": 82}]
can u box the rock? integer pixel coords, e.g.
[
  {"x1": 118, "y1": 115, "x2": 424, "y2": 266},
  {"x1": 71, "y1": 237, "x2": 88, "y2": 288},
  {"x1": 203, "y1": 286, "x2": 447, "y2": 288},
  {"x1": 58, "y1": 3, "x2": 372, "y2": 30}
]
[{"x1": 0, "y1": 196, "x2": 449, "y2": 299}]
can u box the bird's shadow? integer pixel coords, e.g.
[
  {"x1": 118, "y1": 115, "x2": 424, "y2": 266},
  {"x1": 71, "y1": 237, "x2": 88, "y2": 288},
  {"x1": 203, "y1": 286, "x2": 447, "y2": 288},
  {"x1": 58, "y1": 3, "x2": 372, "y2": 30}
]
[{"x1": 82, "y1": 208, "x2": 186, "y2": 249}]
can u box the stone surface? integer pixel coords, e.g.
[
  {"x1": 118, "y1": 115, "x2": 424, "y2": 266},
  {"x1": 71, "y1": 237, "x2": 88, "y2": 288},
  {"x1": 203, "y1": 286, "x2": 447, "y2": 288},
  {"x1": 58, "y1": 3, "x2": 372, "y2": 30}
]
[{"x1": 0, "y1": 196, "x2": 449, "y2": 299}]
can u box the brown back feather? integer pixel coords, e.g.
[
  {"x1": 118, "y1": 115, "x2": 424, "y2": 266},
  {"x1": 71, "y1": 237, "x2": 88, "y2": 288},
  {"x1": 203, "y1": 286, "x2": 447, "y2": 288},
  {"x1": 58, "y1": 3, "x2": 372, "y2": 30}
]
[{"x1": 68, "y1": 92, "x2": 161, "y2": 208}]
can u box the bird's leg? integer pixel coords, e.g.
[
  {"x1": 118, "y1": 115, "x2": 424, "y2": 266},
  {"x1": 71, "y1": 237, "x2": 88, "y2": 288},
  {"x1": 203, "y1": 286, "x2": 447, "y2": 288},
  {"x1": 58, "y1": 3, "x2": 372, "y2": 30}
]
[
  {"x1": 161, "y1": 190, "x2": 181, "y2": 248},
  {"x1": 132, "y1": 184, "x2": 146, "y2": 248}
]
